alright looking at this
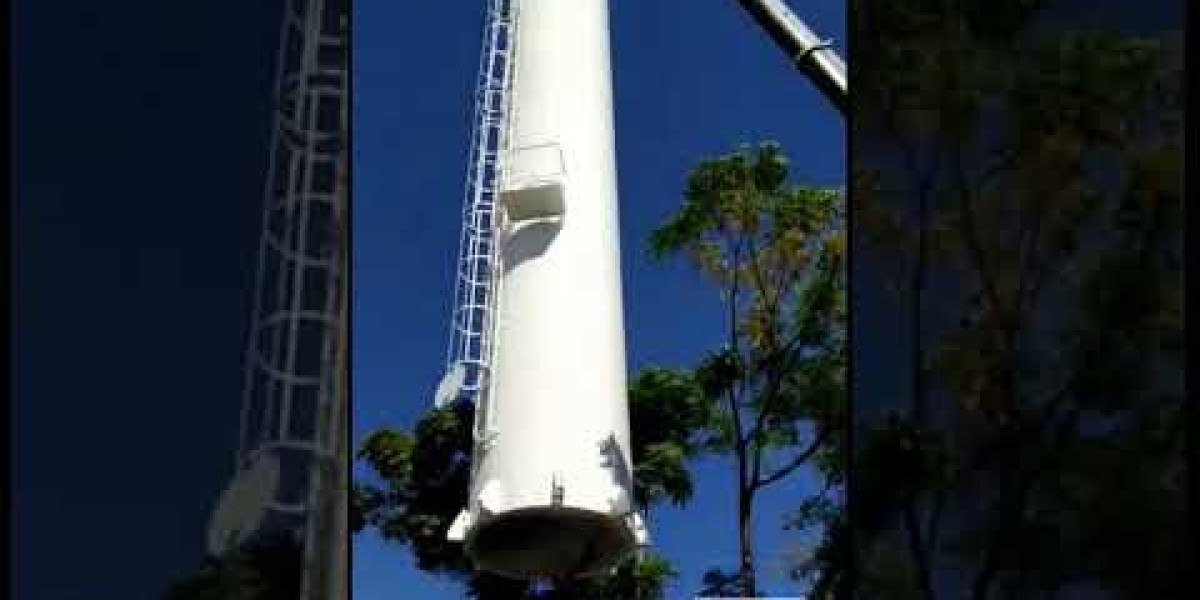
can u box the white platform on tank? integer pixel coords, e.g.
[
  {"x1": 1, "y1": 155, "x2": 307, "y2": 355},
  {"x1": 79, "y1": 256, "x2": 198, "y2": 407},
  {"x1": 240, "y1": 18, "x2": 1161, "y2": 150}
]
[{"x1": 501, "y1": 142, "x2": 567, "y2": 222}]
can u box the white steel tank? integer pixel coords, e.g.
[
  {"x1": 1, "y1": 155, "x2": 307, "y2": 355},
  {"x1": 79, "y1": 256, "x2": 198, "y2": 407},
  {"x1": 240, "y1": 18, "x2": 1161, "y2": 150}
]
[{"x1": 446, "y1": 0, "x2": 646, "y2": 579}]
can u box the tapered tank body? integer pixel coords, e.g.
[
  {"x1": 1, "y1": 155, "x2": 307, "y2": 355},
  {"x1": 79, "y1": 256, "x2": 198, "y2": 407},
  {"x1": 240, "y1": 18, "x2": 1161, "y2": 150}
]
[{"x1": 455, "y1": 0, "x2": 641, "y2": 578}]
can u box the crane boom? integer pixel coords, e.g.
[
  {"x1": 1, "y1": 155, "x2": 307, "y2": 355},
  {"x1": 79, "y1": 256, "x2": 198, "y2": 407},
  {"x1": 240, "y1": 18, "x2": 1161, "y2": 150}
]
[{"x1": 734, "y1": 0, "x2": 847, "y2": 114}]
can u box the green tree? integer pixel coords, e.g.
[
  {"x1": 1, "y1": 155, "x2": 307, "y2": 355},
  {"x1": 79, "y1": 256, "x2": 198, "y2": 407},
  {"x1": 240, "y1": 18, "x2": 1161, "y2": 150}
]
[
  {"x1": 162, "y1": 534, "x2": 304, "y2": 600},
  {"x1": 649, "y1": 141, "x2": 846, "y2": 596},
  {"x1": 851, "y1": 1, "x2": 1184, "y2": 598}
]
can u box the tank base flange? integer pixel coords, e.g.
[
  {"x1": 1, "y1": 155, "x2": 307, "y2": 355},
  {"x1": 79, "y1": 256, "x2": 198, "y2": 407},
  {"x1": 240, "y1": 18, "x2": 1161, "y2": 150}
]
[{"x1": 465, "y1": 505, "x2": 635, "y2": 579}]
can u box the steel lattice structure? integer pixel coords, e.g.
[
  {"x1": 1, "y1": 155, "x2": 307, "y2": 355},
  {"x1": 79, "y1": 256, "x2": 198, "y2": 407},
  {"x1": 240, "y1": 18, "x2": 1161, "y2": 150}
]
[
  {"x1": 442, "y1": 0, "x2": 521, "y2": 416},
  {"x1": 215, "y1": 1, "x2": 349, "y2": 599}
]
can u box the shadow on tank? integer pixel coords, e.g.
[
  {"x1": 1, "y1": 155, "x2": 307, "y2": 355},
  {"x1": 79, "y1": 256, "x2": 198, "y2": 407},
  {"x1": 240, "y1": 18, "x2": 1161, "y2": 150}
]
[{"x1": 466, "y1": 506, "x2": 634, "y2": 579}]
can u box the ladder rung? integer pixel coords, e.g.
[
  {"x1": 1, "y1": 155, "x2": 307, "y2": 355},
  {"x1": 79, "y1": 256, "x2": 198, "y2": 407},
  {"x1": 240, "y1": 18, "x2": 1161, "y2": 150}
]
[{"x1": 448, "y1": 0, "x2": 518, "y2": 375}]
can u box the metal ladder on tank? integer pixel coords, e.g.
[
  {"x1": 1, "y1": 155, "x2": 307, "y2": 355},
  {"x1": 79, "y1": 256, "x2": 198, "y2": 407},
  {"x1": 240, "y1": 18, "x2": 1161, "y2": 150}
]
[{"x1": 440, "y1": 0, "x2": 521, "y2": 426}]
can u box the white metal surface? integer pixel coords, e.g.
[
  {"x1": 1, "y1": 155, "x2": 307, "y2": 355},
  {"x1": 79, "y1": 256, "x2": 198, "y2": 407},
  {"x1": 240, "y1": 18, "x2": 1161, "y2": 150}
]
[
  {"x1": 734, "y1": 0, "x2": 847, "y2": 113},
  {"x1": 434, "y1": 362, "x2": 467, "y2": 408},
  {"x1": 450, "y1": 0, "x2": 638, "y2": 578},
  {"x1": 207, "y1": 452, "x2": 281, "y2": 556}
]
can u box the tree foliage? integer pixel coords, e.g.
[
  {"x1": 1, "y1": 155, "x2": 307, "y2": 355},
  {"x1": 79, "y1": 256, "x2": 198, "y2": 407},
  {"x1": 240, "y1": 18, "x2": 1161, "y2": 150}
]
[
  {"x1": 162, "y1": 534, "x2": 304, "y2": 600},
  {"x1": 851, "y1": 0, "x2": 1183, "y2": 598},
  {"x1": 649, "y1": 141, "x2": 847, "y2": 596},
  {"x1": 628, "y1": 367, "x2": 715, "y2": 509}
]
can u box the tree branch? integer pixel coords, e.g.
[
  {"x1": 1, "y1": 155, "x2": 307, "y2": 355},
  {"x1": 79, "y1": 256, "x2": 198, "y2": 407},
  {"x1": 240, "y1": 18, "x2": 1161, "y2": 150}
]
[
  {"x1": 1011, "y1": 150, "x2": 1053, "y2": 317},
  {"x1": 725, "y1": 235, "x2": 750, "y2": 490},
  {"x1": 745, "y1": 213, "x2": 788, "y2": 486},
  {"x1": 903, "y1": 500, "x2": 937, "y2": 600},
  {"x1": 753, "y1": 427, "x2": 830, "y2": 490},
  {"x1": 972, "y1": 149, "x2": 1018, "y2": 190},
  {"x1": 953, "y1": 152, "x2": 1007, "y2": 334}
]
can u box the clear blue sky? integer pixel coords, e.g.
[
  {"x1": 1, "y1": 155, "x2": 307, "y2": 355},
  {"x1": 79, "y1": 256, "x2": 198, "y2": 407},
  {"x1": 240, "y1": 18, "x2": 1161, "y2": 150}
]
[
  {"x1": 351, "y1": 1, "x2": 845, "y2": 598},
  {"x1": 14, "y1": 3, "x2": 280, "y2": 599}
]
